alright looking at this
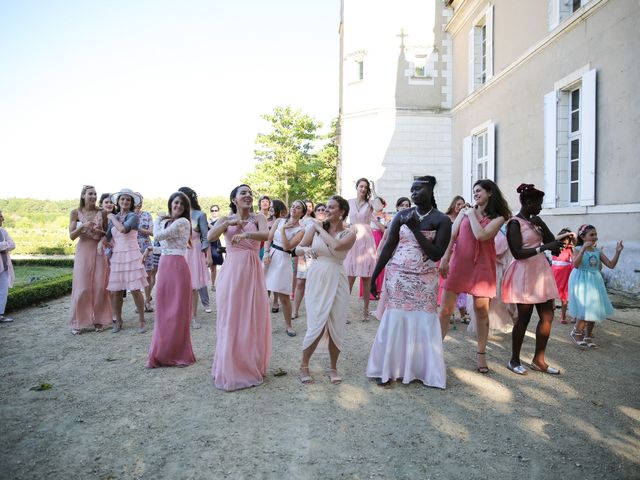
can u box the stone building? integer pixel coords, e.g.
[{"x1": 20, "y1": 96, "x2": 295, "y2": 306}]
[{"x1": 338, "y1": 0, "x2": 639, "y2": 292}]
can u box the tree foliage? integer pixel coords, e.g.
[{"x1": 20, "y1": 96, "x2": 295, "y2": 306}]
[{"x1": 243, "y1": 106, "x2": 337, "y2": 206}]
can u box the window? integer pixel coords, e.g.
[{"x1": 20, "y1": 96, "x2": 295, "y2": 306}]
[
  {"x1": 549, "y1": 0, "x2": 591, "y2": 30},
  {"x1": 356, "y1": 60, "x2": 364, "y2": 81},
  {"x1": 346, "y1": 50, "x2": 366, "y2": 84},
  {"x1": 543, "y1": 68, "x2": 596, "y2": 208},
  {"x1": 463, "y1": 122, "x2": 495, "y2": 201},
  {"x1": 468, "y1": 5, "x2": 493, "y2": 94},
  {"x1": 414, "y1": 55, "x2": 427, "y2": 77}
]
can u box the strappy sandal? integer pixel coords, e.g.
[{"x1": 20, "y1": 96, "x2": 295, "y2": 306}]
[
  {"x1": 584, "y1": 336, "x2": 597, "y2": 348},
  {"x1": 362, "y1": 311, "x2": 370, "y2": 322},
  {"x1": 476, "y1": 352, "x2": 489, "y2": 374},
  {"x1": 144, "y1": 303, "x2": 154, "y2": 313},
  {"x1": 327, "y1": 369, "x2": 342, "y2": 385},
  {"x1": 286, "y1": 327, "x2": 297, "y2": 337},
  {"x1": 299, "y1": 366, "x2": 313, "y2": 384},
  {"x1": 570, "y1": 328, "x2": 587, "y2": 347},
  {"x1": 112, "y1": 320, "x2": 123, "y2": 334}
]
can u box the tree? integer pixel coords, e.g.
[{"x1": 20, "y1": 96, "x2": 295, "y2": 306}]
[{"x1": 243, "y1": 106, "x2": 336, "y2": 206}]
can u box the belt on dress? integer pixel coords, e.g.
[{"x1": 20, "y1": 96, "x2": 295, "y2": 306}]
[
  {"x1": 271, "y1": 243, "x2": 295, "y2": 256},
  {"x1": 153, "y1": 247, "x2": 185, "y2": 256},
  {"x1": 552, "y1": 260, "x2": 572, "y2": 266}
]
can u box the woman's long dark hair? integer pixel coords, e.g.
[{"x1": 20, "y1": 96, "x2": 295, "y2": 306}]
[
  {"x1": 229, "y1": 184, "x2": 251, "y2": 214},
  {"x1": 271, "y1": 199, "x2": 287, "y2": 219},
  {"x1": 179, "y1": 186, "x2": 201, "y2": 211},
  {"x1": 303, "y1": 199, "x2": 316, "y2": 218},
  {"x1": 287, "y1": 200, "x2": 306, "y2": 221},
  {"x1": 445, "y1": 195, "x2": 465, "y2": 216},
  {"x1": 323, "y1": 195, "x2": 350, "y2": 232},
  {"x1": 167, "y1": 191, "x2": 192, "y2": 223},
  {"x1": 355, "y1": 178, "x2": 371, "y2": 202},
  {"x1": 474, "y1": 179, "x2": 511, "y2": 220},
  {"x1": 415, "y1": 175, "x2": 438, "y2": 209}
]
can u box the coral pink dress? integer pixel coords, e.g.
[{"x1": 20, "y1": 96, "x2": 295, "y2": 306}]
[
  {"x1": 443, "y1": 215, "x2": 496, "y2": 298},
  {"x1": 502, "y1": 217, "x2": 559, "y2": 304},
  {"x1": 212, "y1": 219, "x2": 272, "y2": 391},
  {"x1": 367, "y1": 227, "x2": 445, "y2": 388},
  {"x1": 69, "y1": 210, "x2": 112, "y2": 331},
  {"x1": 552, "y1": 248, "x2": 573, "y2": 302},
  {"x1": 107, "y1": 213, "x2": 148, "y2": 292},
  {"x1": 146, "y1": 217, "x2": 196, "y2": 368},
  {"x1": 185, "y1": 229, "x2": 210, "y2": 290},
  {"x1": 343, "y1": 199, "x2": 376, "y2": 277}
]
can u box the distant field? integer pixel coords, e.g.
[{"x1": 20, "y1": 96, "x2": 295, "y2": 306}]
[{"x1": 0, "y1": 196, "x2": 229, "y2": 255}]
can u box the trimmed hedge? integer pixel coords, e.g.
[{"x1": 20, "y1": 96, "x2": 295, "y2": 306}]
[
  {"x1": 6, "y1": 274, "x2": 74, "y2": 312},
  {"x1": 12, "y1": 258, "x2": 74, "y2": 268}
]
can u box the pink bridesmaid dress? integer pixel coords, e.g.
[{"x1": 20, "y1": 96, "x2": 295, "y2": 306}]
[
  {"x1": 212, "y1": 219, "x2": 272, "y2": 391},
  {"x1": 69, "y1": 210, "x2": 112, "y2": 331},
  {"x1": 343, "y1": 199, "x2": 376, "y2": 278},
  {"x1": 147, "y1": 217, "x2": 196, "y2": 368},
  {"x1": 107, "y1": 214, "x2": 148, "y2": 292},
  {"x1": 502, "y1": 217, "x2": 559, "y2": 304},
  {"x1": 443, "y1": 215, "x2": 496, "y2": 298},
  {"x1": 185, "y1": 215, "x2": 210, "y2": 290}
]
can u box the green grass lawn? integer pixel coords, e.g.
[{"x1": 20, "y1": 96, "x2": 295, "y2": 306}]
[{"x1": 13, "y1": 265, "x2": 73, "y2": 287}]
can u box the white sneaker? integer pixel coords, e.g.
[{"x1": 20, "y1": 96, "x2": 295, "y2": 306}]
[
  {"x1": 0, "y1": 315, "x2": 13, "y2": 323},
  {"x1": 204, "y1": 307, "x2": 212, "y2": 313}
]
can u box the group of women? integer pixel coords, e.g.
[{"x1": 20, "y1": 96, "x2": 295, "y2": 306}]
[{"x1": 63, "y1": 174, "x2": 586, "y2": 392}]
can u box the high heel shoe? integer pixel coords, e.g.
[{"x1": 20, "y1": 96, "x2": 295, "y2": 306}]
[
  {"x1": 476, "y1": 352, "x2": 489, "y2": 374},
  {"x1": 112, "y1": 320, "x2": 123, "y2": 333}
]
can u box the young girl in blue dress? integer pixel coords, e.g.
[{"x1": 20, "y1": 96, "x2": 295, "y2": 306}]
[{"x1": 568, "y1": 224, "x2": 624, "y2": 348}]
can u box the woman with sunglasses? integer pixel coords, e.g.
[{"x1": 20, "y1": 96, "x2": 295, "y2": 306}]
[{"x1": 208, "y1": 204, "x2": 224, "y2": 290}]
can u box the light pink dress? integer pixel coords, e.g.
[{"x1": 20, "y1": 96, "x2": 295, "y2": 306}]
[
  {"x1": 147, "y1": 217, "x2": 196, "y2": 368},
  {"x1": 367, "y1": 227, "x2": 446, "y2": 389},
  {"x1": 69, "y1": 210, "x2": 112, "y2": 330},
  {"x1": 185, "y1": 228, "x2": 210, "y2": 290},
  {"x1": 107, "y1": 215, "x2": 148, "y2": 292},
  {"x1": 502, "y1": 217, "x2": 559, "y2": 304},
  {"x1": 343, "y1": 199, "x2": 376, "y2": 277},
  {"x1": 212, "y1": 219, "x2": 272, "y2": 391}
]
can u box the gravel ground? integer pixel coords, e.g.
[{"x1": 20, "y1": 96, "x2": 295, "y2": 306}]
[{"x1": 1, "y1": 290, "x2": 639, "y2": 479}]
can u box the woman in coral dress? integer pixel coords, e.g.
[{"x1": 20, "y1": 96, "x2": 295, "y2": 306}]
[
  {"x1": 367, "y1": 176, "x2": 451, "y2": 388},
  {"x1": 264, "y1": 200, "x2": 305, "y2": 337},
  {"x1": 502, "y1": 184, "x2": 567, "y2": 375},
  {"x1": 69, "y1": 185, "x2": 112, "y2": 334},
  {"x1": 146, "y1": 191, "x2": 196, "y2": 368},
  {"x1": 208, "y1": 184, "x2": 271, "y2": 391},
  {"x1": 439, "y1": 180, "x2": 511, "y2": 373},
  {"x1": 343, "y1": 178, "x2": 378, "y2": 321},
  {"x1": 102, "y1": 189, "x2": 148, "y2": 333},
  {"x1": 295, "y1": 196, "x2": 356, "y2": 384}
]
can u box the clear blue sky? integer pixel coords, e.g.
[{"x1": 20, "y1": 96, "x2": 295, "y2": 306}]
[{"x1": 0, "y1": 0, "x2": 340, "y2": 199}]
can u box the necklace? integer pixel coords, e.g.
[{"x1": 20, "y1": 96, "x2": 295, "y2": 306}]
[{"x1": 415, "y1": 207, "x2": 433, "y2": 222}]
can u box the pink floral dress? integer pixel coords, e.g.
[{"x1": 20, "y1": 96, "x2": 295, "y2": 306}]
[{"x1": 367, "y1": 226, "x2": 446, "y2": 388}]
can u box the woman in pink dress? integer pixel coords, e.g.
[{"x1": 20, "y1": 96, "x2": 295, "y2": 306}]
[
  {"x1": 439, "y1": 180, "x2": 511, "y2": 374},
  {"x1": 343, "y1": 178, "x2": 378, "y2": 321},
  {"x1": 101, "y1": 189, "x2": 148, "y2": 334},
  {"x1": 367, "y1": 176, "x2": 451, "y2": 388},
  {"x1": 502, "y1": 184, "x2": 566, "y2": 375},
  {"x1": 208, "y1": 184, "x2": 271, "y2": 391},
  {"x1": 146, "y1": 191, "x2": 196, "y2": 368},
  {"x1": 68, "y1": 185, "x2": 112, "y2": 334}
]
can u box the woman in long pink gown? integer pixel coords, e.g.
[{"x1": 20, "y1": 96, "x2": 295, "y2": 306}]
[
  {"x1": 146, "y1": 192, "x2": 196, "y2": 368},
  {"x1": 208, "y1": 184, "x2": 271, "y2": 391},
  {"x1": 343, "y1": 178, "x2": 378, "y2": 321},
  {"x1": 439, "y1": 180, "x2": 511, "y2": 374},
  {"x1": 69, "y1": 185, "x2": 112, "y2": 334}
]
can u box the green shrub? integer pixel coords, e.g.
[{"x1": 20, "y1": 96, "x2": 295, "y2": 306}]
[
  {"x1": 12, "y1": 258, "x2": 74, "y2": 268},
  {"x1": 6, "y1": 274, "x2": 74, "y2": 312}
]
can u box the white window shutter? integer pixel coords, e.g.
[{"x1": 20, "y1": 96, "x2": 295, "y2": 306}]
[
  {"x1": 468, "y1": 28, "x2": 475, "y2": 94},
  {"x1": 543, "y1": 91, "x2": 557, "y2": 208},
  {"x1": 463, "y1": 136, "x2": 472, "y2": 201},
  {"x1": 580, "y1": 69, "x2": 596, "y2": 206},
  {"x1": 486, "y1": 5, "x2": 494, "y2": 80},
  {"x1": 548, "y1": 0, "x2": 560, "y2": 31},
  {"x1": 487, "y1": 122, "x2": 496, "y2": 181}
]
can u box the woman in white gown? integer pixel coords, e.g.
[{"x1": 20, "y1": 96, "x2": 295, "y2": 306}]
[
  {"x1": 367, "y1": 176, "x2": 451, "y2": 388},
  {"x1": 295, "y1": 196, "x2": 355, "y2": 384}
]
